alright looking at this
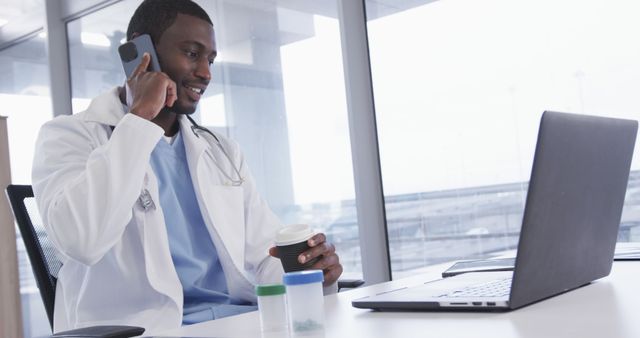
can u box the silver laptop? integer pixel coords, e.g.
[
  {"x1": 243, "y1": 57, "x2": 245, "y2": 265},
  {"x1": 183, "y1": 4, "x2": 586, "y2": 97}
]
[{"x1": 352, "y1": 111, "x2": 637, "y2": 311}]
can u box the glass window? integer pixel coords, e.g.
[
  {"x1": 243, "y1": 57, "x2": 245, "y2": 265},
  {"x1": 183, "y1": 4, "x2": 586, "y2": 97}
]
[
  {"x1": 0, "y1": 35, "x2": 53, "y2": 337},
  {"x1": 0, "y1": 0, "x2": 43, "y2": 28},
  {"x1": 365, "y1": 0, "x2": 640, "y2": 278},
  {"x1": 67, "y1": 0, "x2": 362, "y2": 279}
]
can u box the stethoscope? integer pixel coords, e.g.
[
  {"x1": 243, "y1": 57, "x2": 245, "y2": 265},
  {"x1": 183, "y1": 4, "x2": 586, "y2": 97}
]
[
  {"x1": 125, "y1": 83, "x2": 244, "y2": 186},
  {"x1": 138, "y1": 115, "x2": 244, "y2": 212},
  {"x1": 186, "y1": 114, "x2": 244, "y2": 186}
]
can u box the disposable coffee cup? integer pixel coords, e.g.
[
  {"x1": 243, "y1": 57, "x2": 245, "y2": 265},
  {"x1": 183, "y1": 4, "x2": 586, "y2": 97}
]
[{"x1": 275, "y1": 224, "x2": 321, "y2": 272}]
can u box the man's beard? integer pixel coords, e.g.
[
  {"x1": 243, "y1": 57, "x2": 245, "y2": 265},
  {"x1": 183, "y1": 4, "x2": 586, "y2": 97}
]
[{"x1": 162, "y1": 103, "x2": 196, "y2": 115}]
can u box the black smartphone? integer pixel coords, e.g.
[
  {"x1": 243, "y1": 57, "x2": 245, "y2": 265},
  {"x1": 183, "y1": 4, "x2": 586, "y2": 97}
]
[{"x1": 118, "y1": 34, "x2": 161, "y2": 78}]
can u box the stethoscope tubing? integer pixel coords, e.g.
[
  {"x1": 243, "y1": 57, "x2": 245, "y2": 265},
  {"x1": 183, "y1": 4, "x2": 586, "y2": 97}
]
[{"x1": 186, "y1": 115, "x2": 244, "y2": 186}]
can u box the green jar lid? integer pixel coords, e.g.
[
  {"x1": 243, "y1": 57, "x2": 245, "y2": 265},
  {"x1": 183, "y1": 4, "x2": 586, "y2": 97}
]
[{"x1": 255, "y1": 284, "x2": 286, "y2": 296}]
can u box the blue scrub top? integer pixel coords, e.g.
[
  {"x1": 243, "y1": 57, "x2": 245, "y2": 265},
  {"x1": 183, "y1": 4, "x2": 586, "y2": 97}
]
[{"x1": 149, "y1": 131, "x2": 256, "y2": 324}]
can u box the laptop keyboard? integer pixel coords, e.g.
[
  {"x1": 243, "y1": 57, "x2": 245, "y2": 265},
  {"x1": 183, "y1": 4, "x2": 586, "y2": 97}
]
[{"x1": 439, "y1": 278, "x2": 512, "y2": 298}]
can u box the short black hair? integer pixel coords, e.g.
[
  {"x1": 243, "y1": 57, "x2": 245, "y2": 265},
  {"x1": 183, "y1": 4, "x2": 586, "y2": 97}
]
[{"x1": 126, "y1": 0, "x2": 213, "y2": 44}]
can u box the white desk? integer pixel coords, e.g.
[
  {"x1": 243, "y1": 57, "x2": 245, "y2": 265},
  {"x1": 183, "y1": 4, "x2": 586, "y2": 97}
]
[{"x1": 159, "y1": 261, "x2": 640, "y2": 338}]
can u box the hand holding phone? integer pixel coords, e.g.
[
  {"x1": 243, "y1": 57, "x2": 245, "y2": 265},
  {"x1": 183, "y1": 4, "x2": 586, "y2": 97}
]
[
  {"x1": 118, "y1": 34, "x2": 176, "y2": 120},
  {"x1": 118, "y1": 34, "x2": 161, "y2": 78}
]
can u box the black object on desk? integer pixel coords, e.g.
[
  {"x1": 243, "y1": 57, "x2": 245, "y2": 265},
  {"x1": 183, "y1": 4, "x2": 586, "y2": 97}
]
[
  {"x1": 50, "y1": 325, "x2": 145, "y2": 338},
  {"x1": 338, "y1": 278, "x2": 366, "y2": 291}
]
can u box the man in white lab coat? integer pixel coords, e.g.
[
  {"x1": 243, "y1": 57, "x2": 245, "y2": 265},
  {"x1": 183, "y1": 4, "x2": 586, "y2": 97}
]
[{"x1": 32, "y1": 0, "x2": 342, "y2": 334}]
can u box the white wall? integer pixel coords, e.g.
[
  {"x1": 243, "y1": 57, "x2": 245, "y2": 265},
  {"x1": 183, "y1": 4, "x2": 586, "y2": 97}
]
[{"x1": 0, "y1": 116, "x2": 23, "y2": 338}]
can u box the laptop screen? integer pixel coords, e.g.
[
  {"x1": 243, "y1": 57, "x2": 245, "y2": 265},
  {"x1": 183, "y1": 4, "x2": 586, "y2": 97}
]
[{"x1": 509, "y1": 111, "x2": 637, "y2": 309}]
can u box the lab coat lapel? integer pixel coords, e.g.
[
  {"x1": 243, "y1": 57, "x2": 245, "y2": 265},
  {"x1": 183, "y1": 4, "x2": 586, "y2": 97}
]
[{"x1": 179, "y1": 117, "x2": 247, "y2": 279}]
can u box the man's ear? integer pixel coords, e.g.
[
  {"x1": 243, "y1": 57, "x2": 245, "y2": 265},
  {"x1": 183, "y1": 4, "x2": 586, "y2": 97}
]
[{"x1": 129, "y1": 32, "x2": 141, "y2": 41}]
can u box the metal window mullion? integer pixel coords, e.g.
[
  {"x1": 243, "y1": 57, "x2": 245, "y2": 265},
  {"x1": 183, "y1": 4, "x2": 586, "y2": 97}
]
[
  {"x1": 337, "y1": 0, "x2": 391, "y2": 284},
  {"x1": 45, "y1": 0, "x2": 72, "y2": 117}
]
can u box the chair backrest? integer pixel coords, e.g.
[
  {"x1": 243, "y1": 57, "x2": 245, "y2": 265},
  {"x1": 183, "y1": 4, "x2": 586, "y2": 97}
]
[{"x1": 6, "y1": 184, "x2": 61, "y2": 330}]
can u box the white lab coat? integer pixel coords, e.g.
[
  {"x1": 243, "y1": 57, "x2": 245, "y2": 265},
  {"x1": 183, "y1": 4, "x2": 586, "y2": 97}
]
[{"x1": 31, "y1": 88, "x2": 289, "y2": 334}]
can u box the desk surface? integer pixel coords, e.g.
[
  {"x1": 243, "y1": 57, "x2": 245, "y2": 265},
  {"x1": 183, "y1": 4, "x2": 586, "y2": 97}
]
[{"x1": 159, "y1": 261, "x2": 640, "y2": 338}]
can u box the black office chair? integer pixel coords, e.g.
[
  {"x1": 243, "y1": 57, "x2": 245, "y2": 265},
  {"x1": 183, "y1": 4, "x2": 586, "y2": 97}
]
[
  {"x1": 6, "y1": 184, "x2": 144, "y2": 338},
  {"x1": 6, "y1": 184, "x2": 59, "y2": 329}
]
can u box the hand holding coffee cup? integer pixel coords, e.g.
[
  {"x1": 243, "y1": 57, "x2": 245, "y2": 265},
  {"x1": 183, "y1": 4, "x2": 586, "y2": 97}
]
[{"x1": 274, "y1": 224, "x2": 322, "y2": 272}]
